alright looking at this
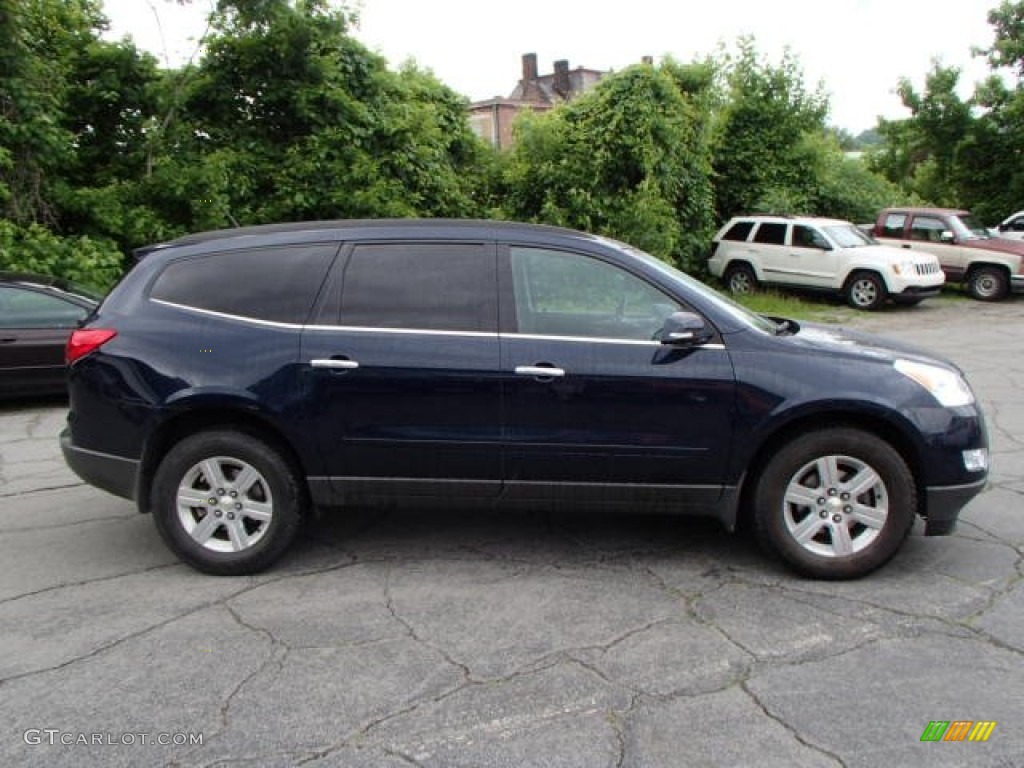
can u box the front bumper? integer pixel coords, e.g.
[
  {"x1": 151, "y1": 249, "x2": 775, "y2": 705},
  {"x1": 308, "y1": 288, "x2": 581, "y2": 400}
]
[
  {"x1": 922, "y1": 477, "x2": 988, "y2": 535},
  {"x1": 61, "y1": 428, "x2": 139, "y2": 501},
  {"x1": 1011, "y1": 274, "x2": 1024, "y2": 294}
]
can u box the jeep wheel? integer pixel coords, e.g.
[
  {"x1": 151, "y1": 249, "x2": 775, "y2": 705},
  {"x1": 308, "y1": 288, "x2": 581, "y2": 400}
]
[
  {"x1": 724, "y1": 263, "x2": 758, "y2": 295},
  {"x1": 151, "y1": 430, "x2": 305, "y2": 575},
  {"x1": 845, "y1": 272, "x2": 886, "y2": 310},
  {"x1": 752, "y1": 428, "x2": 916, "y2": 580},
  {"x1": 966, "y1": 266, "x2": 1008, "y2": 301}
]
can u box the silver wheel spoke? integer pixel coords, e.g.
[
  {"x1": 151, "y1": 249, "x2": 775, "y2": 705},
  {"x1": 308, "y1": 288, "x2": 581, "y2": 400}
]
[
  {"x1": 830, "y1": 521, "x2": 854, "y2": 556},
  {"x1": 791, "y1": 514, "x2": 826, "y2": 544},
  {"x1": 178, "y1": 489, "x2": 211, "y2": 507},
  {"x1": 852, "y1": 503, "x2": 887, "y2": 530},
  {"x1": 241, "y1": 500, "x2": 272, "y2": 522},
  {"x1": 816, "y1": 456, "x2": 841, "y2": 488},
  {"x1": 226, "y1": 518, "x2": 249, "y2": 551},
  {"x1": 785, "y1": 484, "x2": 821, "y2": 508},
  {"x1": 190, "y1": 512, "x2": 223, "y2": 545},
  {"x1": 232, "y1": 465, "x2": 260, "y2": 495},
  {"x1": 844, "y1": 467, "x2": 881, "y2": 498},
  {"x1": 200, "y1": 459, "x2": 228, "y2": 490}
]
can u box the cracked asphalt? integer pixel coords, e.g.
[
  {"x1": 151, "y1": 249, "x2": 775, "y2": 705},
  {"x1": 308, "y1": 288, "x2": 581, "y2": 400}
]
[{"x1": 1, "y1": 297, "x2": 1022, "y2": 768}]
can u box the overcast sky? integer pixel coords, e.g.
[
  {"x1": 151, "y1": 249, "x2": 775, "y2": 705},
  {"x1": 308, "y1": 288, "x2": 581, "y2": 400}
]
[{"x1": 103, "y1": 0, "x2": 1000, "y2": 133}]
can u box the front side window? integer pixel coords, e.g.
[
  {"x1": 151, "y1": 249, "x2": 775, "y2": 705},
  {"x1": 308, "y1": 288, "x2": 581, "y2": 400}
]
[
  {"x1": 752, "y1": 222, "x2": 787, "y2": 245},
  {"x1": 0, "y1": 286, "x2": 88, "y2": 328},
  {"x1": 909, "y1": 217, "x2": 948, "y2": 242},
  {"x1": 151, "y1": 244, "x2": 337, "y2": 324},
  {"x1": 510, "y1": 247, "x2": 681, "y2": 340},
  {"x1": 340, "y1": 243, "x2": 496, "y2": 332},
  {"x1": 792, "y1": 225, "x2": 830, "y2": 250}
]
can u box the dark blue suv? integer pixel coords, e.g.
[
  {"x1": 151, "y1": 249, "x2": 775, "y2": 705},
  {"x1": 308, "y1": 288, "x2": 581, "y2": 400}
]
[{"x1": 61, "y1": 220, "x2": 989, "y2": 578}]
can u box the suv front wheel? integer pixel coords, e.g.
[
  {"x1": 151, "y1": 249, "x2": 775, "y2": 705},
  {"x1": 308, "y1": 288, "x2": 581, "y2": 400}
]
[
  {"x1": 844, "y1": 271, "x2": 887, "y2": 310},
  {"x1": 752, "y1": 428, "x2": 916, "y2": 579},
  {"x1": 151, "y1": 430, "x2": 305, "y2": 575},
  {"x1": 966, "y1": 266, "x2": 1008, "y2": 301}
]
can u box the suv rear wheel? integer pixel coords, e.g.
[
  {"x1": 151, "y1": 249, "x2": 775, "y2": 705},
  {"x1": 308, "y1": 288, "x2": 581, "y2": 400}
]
[
  {"x1": 724, "y1": 263, "x2": 758, "y2": 295},
  {"x1": 752, "y1": 428, "x2": 916, "y2": 579},
  {"x1": 845, "y1": 271, "x2": 886, "y2": 310},
  {"x1": 151, "y1": 430, "x2": 305, "y2": 575},
  {"x1": 966, "y1": 265, "x2": 1008, "y2": 301}
]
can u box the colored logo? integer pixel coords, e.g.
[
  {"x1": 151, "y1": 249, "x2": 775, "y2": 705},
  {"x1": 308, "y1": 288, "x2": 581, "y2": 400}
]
[{"x1": 920, "y1": 721, "x2": 996, "y2": 742}]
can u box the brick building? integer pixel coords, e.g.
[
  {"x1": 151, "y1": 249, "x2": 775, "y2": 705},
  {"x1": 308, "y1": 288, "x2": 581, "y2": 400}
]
[{"x1": 469, "y1": 53, "x2": 606, "y2": 150}]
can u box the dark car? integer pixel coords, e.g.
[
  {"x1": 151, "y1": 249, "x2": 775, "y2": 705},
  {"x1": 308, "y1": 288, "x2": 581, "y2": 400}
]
[
  {"x1": 0, "y1": 272, "x2": 101, "y2": 398},
  {"x1": 60, "y1": 220, "x2": 989, "y2": 579}
]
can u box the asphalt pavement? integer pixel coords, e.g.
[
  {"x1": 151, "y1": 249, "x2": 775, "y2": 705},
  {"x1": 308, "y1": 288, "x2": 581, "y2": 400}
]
[{"x1": 1, "y1": 296, "x2": 1022, "y2": 767}]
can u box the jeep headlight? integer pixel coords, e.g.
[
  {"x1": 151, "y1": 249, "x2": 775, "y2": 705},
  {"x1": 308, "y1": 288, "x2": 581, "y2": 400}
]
[
  {"x1": 892, "y1": 260, "x2": 915, "y2": 276},
  {"x1": 894, "y1": 359, "x2": 974, "y2": 407}
]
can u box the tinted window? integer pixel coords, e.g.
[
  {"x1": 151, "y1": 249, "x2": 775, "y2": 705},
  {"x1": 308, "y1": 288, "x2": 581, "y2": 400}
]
[
  {"x1": 882, "y1": 213, "x2": 907, "y2": 238},
  {"x1": 1012, "y1": 217, "x2": 1024, "y2": 232},
  {"x1": 340, "y1": 243, "x2": 496, "y2": 332},
  {"x1": 909, "y1": 216, "x2": 947, "y2": 242},
  {"x1": 792, "y1": 225, "x2": 829, "y2": 250},
  {"x1": 510, "y1": 247, "x2": 681, "y2": 340},
  {"x1": 0, "y1": 286, "x2": 88, "y2": 328},
  {"x1": 151, "y1": 245, "x2": 336, "y2": 324},
  {"x1": 752, "y1": 223, "x2": 787, "y2": 245},
  {"x1": 721, "y1": 221, "x2": 755, "y2": 241}
]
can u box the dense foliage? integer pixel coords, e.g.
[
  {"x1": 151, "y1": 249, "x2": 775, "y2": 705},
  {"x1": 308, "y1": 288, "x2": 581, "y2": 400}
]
[
  {"x1": 870, "y1": 1, "x2": 1024, "y2": 223},
  {"x1": 10, "y1": 0, "x2": 1021, "y2": 288}
]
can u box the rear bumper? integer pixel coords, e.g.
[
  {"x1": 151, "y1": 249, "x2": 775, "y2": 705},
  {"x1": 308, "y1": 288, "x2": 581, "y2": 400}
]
[
  {"x1": 61, "y1": 428, "x2": 138, "y2": 501},
  {"x1": 923, "y1": 477, "x2": 988, "y2": 535}
]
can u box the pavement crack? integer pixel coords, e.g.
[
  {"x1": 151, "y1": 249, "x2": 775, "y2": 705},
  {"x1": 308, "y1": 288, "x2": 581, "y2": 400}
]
[
  {"x1": 741, "y1": 681, "x2": 848, "y2": 767},
  {"x1": 0, "y1": 562, "x2": 180, "y2": 606},
  {"x1": 0, "y1": 481, "x2": 85, "y2": 498}
]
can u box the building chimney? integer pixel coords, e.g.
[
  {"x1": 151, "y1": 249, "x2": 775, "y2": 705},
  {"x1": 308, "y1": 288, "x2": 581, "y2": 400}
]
[
  {"x1": 521, "y1": 53, "x2": 538, "y2": 82},
  {"x1": 553, "y1": 59, "x2": 570, "y2": 97}
]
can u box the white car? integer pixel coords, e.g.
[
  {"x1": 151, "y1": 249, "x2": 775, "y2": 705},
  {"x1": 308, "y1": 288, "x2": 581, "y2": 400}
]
[
  {"x1": 709, "y1": 215, "x2": 945, "y2": 310},
  {"x1": 996, "y1": 210, "x2": 1024, "y2": 241}
]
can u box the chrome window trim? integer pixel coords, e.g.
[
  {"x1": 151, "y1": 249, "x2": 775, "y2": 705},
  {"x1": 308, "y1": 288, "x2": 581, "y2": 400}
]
[{"x1": 150, "y1": 300, "x2": 727, "y2": 348}]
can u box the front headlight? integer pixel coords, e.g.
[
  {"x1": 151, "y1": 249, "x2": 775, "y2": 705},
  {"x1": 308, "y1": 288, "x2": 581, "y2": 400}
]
[
  {"x1": 892, "y1": 260, "x2": 915, "y2": 276},
  {"x1": 894, "y1": 359, "x2": 974, "y2": 407}
]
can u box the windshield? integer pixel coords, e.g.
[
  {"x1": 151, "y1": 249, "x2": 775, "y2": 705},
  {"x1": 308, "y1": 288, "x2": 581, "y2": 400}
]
[
  {"x1": 824, "y1": 225, "x2": 875, "y2": 248},
  {"x1": 952, "y1": 214, "x2": 991, "y2": 240},
  {"x1": 601, "y1": 237, "x2": 781, "y2": 334}
]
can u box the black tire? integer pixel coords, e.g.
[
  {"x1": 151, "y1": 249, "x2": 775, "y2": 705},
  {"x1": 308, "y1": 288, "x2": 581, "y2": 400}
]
[
  {"x1": 752, "y1": 428, "x2": 916, "y2": 580},
  {"x1": 724, "y1": 263, "x2": 758, "y2": 295},
  {"x1": 844, "y1": 271, "x2": 886, "y2": 310},
  {"x1": 966, "y1": 266, "x2": 1009, "y2": 301},
  {"x1": 151, "y1": 430, "x2": 305, "y2": 575}
]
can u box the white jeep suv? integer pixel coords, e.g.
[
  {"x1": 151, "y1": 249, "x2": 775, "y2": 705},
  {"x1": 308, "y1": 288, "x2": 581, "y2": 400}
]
[{"x1": 709, "y1": 215, "x2": 945, "y2": 310}]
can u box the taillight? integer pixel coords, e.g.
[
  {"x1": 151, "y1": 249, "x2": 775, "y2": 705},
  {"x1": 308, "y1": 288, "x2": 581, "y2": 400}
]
[{"x1": 66, "y1": 329, "x2": 117, "y2": 364}]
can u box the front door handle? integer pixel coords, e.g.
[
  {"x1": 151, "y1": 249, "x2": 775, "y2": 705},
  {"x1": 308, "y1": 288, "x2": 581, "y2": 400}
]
[
  {"x1": 311, "y1": 358, "x2": 360, "y2": 370},
  {"x1": 515, "y1": 365, "x2": 565, "y2": 379}
]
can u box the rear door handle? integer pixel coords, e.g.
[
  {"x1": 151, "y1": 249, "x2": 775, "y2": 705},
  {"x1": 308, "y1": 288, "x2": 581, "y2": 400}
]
[
  {"x1": 514, "y1": 365, "x2": 565, "y2": 378},
  {"x1": 310, "y1": 358, "x2": 359, "y2": 370}
]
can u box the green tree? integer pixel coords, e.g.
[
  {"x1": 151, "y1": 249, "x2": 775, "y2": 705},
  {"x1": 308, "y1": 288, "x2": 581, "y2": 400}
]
[
  {"x1": 501, "y1": 61, "x2": 716, "y2": 271},
  {"x1": 711, "y1": 39, "x2": 829, "y2": 219}
]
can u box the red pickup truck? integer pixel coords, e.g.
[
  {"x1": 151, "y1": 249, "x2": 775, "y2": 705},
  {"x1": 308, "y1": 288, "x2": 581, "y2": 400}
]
[{"x1": 870, "y1": 207, "x2": 1024, "y2": 301}]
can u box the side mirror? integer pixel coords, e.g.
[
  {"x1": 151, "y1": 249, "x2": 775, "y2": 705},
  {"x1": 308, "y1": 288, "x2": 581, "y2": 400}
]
[
  {"x1": 659, "y1": 311, "x2": 711, "y2": 346},
  {"x1": 940, "y1": 230, "x2": 955, "y2": 243}
]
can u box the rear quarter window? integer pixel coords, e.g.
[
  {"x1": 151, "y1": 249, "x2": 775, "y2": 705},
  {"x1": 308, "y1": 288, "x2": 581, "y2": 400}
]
[
  {"x1": 150, "y1": 244, "x2": 337, "y2": 324},
  {"x1": 721, "y1": 221, "x2": 755, "y2": 242}
]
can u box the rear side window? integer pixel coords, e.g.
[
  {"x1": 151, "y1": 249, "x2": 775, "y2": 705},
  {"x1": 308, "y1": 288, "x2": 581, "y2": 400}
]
[
  {"x1": 721, "y1": 221, "x2": 755, "y2": 241},
  {"x1": 882, "y1": 213, "x2": 907, "y2": 238},
  {"x1": 752, "y1": 222, "x2": 787, "y2": 245},
  {"x1": 150, "y1": 244, "x2": 337, "y2": 324},
  {"x1": 340, "y1": 243, "x2": 496, "y2": 332}
]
